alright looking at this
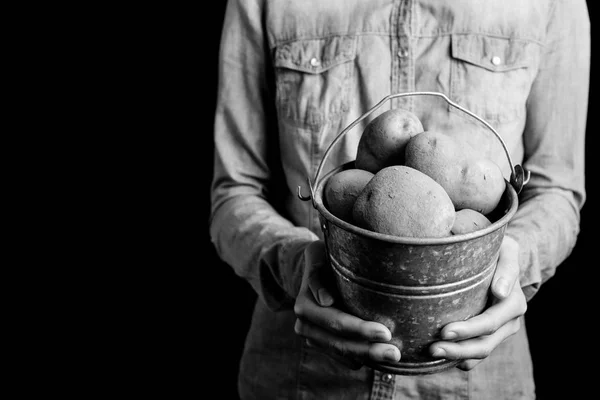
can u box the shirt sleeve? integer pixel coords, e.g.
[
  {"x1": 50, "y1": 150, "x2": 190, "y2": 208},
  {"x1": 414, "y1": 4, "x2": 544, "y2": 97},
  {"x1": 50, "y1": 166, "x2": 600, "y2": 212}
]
[
  {"x1": 209, "y1": 0, "x2": 318, "y2": 311},
  {"x1": 505, "y1": 0, "x2": 590, "y2": 301}
]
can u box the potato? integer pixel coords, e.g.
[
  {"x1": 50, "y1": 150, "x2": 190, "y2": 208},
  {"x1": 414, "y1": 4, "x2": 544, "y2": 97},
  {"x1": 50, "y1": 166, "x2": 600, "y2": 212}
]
[
  {"x1": 355, "y1": 108, "x2": 424, "y2": 173},
  {"x1": 352, "y1": 166, "x2": 455, "y2": 237},
  {"x1": 324, "y1": 168, "x2": 374, "y2": 223},
  {"x1": 405, "y1": 131, "x2": 506, "y2": 215},
  {"x1": 451, "y1": 209, "x2": 492, "y2": 235}
]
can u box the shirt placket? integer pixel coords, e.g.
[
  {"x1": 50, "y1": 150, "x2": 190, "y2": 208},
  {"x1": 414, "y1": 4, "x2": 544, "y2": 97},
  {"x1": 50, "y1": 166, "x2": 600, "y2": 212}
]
[
  {"x1": 369, "y1": 2, "x2": 413, "y2": 399},
  {"x1": 370, "y1": 370, "x2": 396, "y2": 400},
  {"x1": 391, "y1": 0, "x2": 413, "y2": 111}
]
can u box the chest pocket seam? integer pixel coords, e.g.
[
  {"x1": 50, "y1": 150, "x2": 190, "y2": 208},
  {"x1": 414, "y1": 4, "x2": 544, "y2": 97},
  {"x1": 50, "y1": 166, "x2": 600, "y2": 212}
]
[
  {"x1": 449, "y1": 34, "x2": 540, "y2": 124},
  {"x1": 451, "y1": 34, "x2": 534, "y2": 72},
  {"x1": 274, "y1": 36, "x2": 357, "y2": 73},
  {"x1": 273, "y1": 35, "x2": 357, "y2": 127}
]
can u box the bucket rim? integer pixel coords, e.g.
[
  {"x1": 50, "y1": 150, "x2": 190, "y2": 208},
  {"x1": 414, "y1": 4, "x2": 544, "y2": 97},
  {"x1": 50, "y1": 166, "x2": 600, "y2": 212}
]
[{"x1": 314, "y1": 161, "x2": 519, "y2": 245}]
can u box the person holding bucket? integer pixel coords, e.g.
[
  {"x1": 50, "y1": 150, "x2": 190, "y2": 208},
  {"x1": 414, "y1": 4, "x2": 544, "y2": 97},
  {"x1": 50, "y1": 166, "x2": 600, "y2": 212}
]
[{"x1": 209, "y1": 0, "x2": 590, "y2": 399}]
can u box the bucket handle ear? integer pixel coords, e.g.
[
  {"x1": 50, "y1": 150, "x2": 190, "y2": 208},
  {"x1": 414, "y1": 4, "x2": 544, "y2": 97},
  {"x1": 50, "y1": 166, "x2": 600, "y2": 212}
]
[{"x1": 298, "y1": 91, "x2": 530, "y2": 205}]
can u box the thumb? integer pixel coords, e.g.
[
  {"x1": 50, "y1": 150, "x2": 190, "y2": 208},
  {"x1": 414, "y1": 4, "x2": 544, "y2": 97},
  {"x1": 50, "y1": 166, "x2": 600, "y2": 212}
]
[
  {"x1": 491, "y1": 236, "x2": 520, "y2": 299},
  {"x1": 303, "y1": 240, "x2": 334, "y2": 307}
]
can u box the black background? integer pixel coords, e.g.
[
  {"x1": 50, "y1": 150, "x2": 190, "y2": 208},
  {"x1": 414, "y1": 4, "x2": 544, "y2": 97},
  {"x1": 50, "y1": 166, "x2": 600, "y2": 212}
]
[{"x1": 204, "y1": 2, "x2": 596, "y2": 399}]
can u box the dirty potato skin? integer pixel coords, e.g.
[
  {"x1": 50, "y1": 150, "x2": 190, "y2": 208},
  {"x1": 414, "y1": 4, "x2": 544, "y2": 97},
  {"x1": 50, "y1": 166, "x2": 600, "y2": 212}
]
[
  {"x1": 324, "y1": 168, "x2": 374, "y2": 223},
  {"x1": 451, "y1": 208, "x2": 492, "y2": 235},
  {"x1": 352, "y1": 166, "x2": 455, "y2": 237},
  {"x1": 355, "y1": 108, "x2": 424, "y2": 174},
  {"x1": 405, "y1": 131, "x2": 506, "y2": 215}
]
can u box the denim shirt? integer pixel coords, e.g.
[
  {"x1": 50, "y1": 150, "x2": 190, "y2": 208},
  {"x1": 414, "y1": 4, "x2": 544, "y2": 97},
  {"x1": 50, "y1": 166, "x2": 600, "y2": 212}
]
[{"x1": 210, "y1": 0, "x2": 590, "y2": 399}]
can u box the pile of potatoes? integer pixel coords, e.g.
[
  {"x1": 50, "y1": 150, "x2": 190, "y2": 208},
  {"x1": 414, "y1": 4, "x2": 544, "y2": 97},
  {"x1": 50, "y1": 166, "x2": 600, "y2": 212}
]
[{"x1": 324, "y1": 108, "x2": 506, "y2": 238}]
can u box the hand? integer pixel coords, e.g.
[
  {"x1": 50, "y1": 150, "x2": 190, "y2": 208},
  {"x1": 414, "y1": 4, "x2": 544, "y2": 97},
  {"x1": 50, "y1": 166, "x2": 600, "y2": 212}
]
[
  {"x1": 293, "y1": 240, "x2": 401, "y2": 369},
  {"x1": 429, "y1": 236, "x2": 527, "y2": 370}
]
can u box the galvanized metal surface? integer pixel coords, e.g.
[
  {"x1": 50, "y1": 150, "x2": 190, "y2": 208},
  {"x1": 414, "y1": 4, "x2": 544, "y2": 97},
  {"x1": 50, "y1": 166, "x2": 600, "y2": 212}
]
[
  {"x1": 298, "y1": 92, "x2": 524, "y2": 375},
  {"x1": 313, "y1": 162, "x2": 519, "y2": 375}
]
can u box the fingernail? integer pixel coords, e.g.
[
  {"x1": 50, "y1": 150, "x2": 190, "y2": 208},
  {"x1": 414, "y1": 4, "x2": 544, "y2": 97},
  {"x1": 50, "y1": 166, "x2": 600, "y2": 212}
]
[
  {"x1": 494, "y1": 278, "x2": 509, "y2": 298},
  {"x1": 384, "y1": 349, "x2": 399, "y2": 362},
  {"x1": 443, "y1": 331, "x2": 457, "y2": 340},
  {"x1": 373, "y1": 330, "x2": 390, "y2": 342},
  {"x1": 431, "y1": 347, "x2": 446, "y2": 357},
  {"x1": 318, "y1": 288, "x2": 333, "y2": 306}
]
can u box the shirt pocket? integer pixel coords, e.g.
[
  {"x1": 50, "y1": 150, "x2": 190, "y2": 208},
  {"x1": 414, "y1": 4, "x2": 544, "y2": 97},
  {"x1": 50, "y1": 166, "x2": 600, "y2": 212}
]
[
  {"x1": 273, "y1": 35, "x2": 357, "y2": 128},
  {"x1": 450, "y1": 34, "x2": 540, "y2": 124}
]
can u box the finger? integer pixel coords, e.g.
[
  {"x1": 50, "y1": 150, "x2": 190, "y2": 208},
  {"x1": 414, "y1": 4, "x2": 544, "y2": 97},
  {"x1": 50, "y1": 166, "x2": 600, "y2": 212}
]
[
  {"x1": 430, "y1": 317, "x2": 521, "y2": 361},
  {"x1": 491, "y1": 236, "x2": 519, "y2": 299},
  {"x1": 296, "y1": 241, "x2": 392, "y2": 342},
  {"x1": 296, "y1": 318, "x2": 401, "y2": 364},
  {"x1": 303, "y1": 241, "x2": 335, "y2": 306},
  {"x1": 439, "y1": 283, "x2": 526, "y2": 341},
  {"x1": 294, "y1": 295, "x2": 392, "y2": 342}
]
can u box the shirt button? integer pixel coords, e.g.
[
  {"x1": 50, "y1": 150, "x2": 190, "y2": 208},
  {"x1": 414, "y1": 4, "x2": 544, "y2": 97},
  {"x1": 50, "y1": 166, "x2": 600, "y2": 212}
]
[
  {"x1": 491, "y1": 56, "x2": 502, "y2": 66},
  {"x1": 310, "y1": 57, "x2": 321, "y2": 67},
  {"x1": 382, "y1": 373, "x2": 393, "y2": 382},
  {"x1": 397, "y1": 49, "x2": 408, "y2": 58}
]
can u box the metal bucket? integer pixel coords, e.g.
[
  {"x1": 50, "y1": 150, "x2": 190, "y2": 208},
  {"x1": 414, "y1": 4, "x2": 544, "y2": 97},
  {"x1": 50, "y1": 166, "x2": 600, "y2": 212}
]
[{"x1": 298, "y1": 92, "x2": 529, "y2": 375}]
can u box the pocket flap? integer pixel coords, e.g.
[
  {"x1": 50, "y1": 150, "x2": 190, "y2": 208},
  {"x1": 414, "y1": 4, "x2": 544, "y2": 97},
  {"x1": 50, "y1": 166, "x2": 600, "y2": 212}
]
[
  {"x1": 451, "y1": 34, "x2": 534, "y2": 72},
  {"x1": 274, "y1": 36, "x2": 357, "y2": 74}
]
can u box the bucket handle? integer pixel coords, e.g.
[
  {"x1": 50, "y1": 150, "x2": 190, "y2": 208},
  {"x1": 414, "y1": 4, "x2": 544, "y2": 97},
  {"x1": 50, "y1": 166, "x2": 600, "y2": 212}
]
[{"x1": 298, "y1": 91, "x2": 530, "y2": 205}]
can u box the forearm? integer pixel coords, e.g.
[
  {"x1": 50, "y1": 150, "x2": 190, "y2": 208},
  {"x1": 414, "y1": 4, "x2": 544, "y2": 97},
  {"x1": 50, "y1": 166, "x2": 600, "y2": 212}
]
[
  {"x1": 506, "y1": 188, "x2": 580, "y2": 301},
  {"x1": 210, "y1": 195, "x2": 318, "y2": 310}
]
